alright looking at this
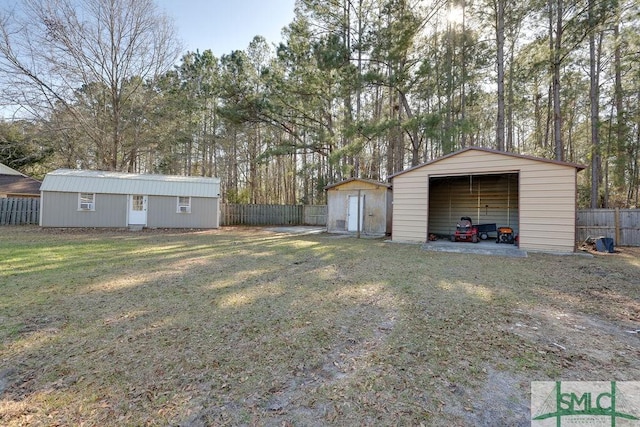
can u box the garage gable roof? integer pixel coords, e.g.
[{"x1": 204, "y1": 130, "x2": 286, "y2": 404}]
[
  {"x1": 41, "y1": 169, "x2": 221, "y2": 198},
  {"x1": 389, "y1": 147, "x2": 586, "y2": 179},
  {"x1": 324, "y1": 178, "x2": 391, "y2": 190}
]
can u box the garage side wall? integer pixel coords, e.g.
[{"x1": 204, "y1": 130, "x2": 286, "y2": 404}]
[
  {"x1": 391, "y1": 173, "x2": 429, "y2": 242},
  {"x1": 40, "y1": 191, "x2": 127, "y2": 227},
  {"x1": 391, "y1": 150, "x2": 579, "y2": 252},
  {"x1": 519, "y1": 167, "x2": 577, "y2": 252},
  {"x1": 148, "y1": 196, "x2": 219, "y2": 228}
]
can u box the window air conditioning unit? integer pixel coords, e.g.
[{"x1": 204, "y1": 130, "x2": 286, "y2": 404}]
[
  {"x1": 179, "y1": 206, "x2": 189, "y2": 213},
  {"x1": 80, "y1": 202, "x2": 94, "y2": 210}
]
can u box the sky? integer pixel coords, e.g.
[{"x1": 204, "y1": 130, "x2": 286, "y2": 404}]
[{"x1": 155, "y1": 0, "x2": 297, "y2": 57}]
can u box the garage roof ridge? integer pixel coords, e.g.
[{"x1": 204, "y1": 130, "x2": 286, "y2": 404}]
[{"x1": 389, "y1": 147, "x2": 586, "y2": 179}]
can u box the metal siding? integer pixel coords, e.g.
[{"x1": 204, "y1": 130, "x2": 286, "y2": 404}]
[
  {"x1": 391, "y1": 150, "x2": 580, "y2": 252},
  {"x1": 391, "y1": 172, "x2": 429, "y2": 243},
  {"x1": 147, "y1": 196, "x2": 219, "y2": 228},
  {"x1": 518, "y1": 167, "x2": 577, "y2": 252},
  {"x1": 386, "y1": 188, "x2": 393, "y2": 234},
  {"x1": 41, "y1": 191, "x2": 127, "y2": 227}
]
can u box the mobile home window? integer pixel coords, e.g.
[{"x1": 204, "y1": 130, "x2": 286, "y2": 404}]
[
  {"x1": 78, "y1": 193, "x2": 95, "y2": 211},
  {"x1": 177, "y1": 196, "x2": 191, "y2": 213}
]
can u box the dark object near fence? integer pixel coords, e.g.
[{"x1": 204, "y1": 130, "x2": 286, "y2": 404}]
[
  {"x1": 577, "y1": 209, "x2": 640, "y2": 247},
  {"x1": 595, "y1": 237, "x2": 615, "y2": 253}
]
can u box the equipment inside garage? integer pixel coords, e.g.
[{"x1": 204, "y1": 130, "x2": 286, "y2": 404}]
[{"x1": 428, "y1": 174, "x2": 519, "y2": 241}]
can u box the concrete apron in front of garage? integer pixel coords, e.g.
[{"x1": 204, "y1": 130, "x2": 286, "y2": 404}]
[{"x1": 422, "y1": 239, "x2": 528, "y2": 257}]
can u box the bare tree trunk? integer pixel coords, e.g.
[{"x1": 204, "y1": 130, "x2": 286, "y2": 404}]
[
  {"x1": 613, "y1": 11, "x2": 626, "y2": 192},
  {"x1": 534, "y1": 89, "x2": 542, "y2": 149},
  {"x1": 495, "y1": 0, "x2": 505, "y2": 151},
  {"x1": 630, "y1": 91, "x2": 640, "y2": 207},
  {"x1": 605, "y1": 103, "x2": 614, "y2": 207},
  {"x1": 552, "y1": 0, "x2": 564, "y2": 161},
  {"x1": 589, "y1": 1, "x2": 602, "y2": 208},
  {"x1": 386, "y1": 66, "x2": 396, "y2": 177},
  {"x1": 506, "y1": 42, "x2": 515, "y2": 151}
]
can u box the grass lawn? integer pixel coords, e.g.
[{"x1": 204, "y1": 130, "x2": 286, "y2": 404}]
[{"x1": 1, "y1": 226, "x2": 638, "y2": 426}]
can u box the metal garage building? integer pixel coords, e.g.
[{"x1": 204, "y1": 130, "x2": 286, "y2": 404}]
[
  {"x1": 40, "y1": 169, "x2": 221, "y2": 229},
  {"x1": 389, "y1": 147, "x2": 585, "y2": 253}
]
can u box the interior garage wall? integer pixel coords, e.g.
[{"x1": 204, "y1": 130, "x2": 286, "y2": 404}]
[{"x1": 428, "y1": 174, "x2": 518, "y2": 237}]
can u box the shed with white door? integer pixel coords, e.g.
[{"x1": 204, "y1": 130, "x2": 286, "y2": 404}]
[
  {"x1": 39, "y1": 169, "x2": 220, "y2": 229},
  {"x1": 325, "y1": 178, "x2": 392, "y2": 236}
]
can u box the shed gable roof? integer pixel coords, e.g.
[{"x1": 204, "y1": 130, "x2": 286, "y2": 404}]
[
  {"x1": 41, "y1": 169, "x2": 221, "y2": 198},
  {"x1": 324, "y1": 178, "x2": 391, "y2": 190},
  {"x1": 389, "y1": 147, "x2": 586, "y2": 179}
]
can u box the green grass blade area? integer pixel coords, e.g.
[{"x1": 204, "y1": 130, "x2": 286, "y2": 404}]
[{"x1": 1, "y1": 227, "x2": 638, "y2": 426}]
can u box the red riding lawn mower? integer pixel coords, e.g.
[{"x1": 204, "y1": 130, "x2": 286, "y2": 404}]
[{"x1": 450, "y1": 216, "x2": 479, "y2": 243}]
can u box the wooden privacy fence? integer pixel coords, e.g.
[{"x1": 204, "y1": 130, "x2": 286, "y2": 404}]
[
  {"x1": 302, "y1": 205, "x2": 328, "y2": 226},
  {"x1": 0, "y1": 200, "x2": 328, "y2": 227},
  {"x1": 0, "y1": 198, "x2": 40, "y2": 225},
  {"x1": 577, "y1": 209, "x2": 640, "y2": 246},
  {"x1": 221, "y1": 204, "x2": 327, "y2": 226}
]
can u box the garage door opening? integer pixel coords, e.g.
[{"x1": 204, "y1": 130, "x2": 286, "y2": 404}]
[{"x1": 428, "y1": 173, "x2": 519, "y2": 241}]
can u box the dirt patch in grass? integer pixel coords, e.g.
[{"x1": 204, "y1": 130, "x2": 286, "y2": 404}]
[{"x1": 1, "y1": 226, "x2": 638, "y2": 425}]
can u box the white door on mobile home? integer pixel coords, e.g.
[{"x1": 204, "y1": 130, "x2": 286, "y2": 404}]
[{"x1": 129, "y1": 194, "x2": 147, "y2": 225}]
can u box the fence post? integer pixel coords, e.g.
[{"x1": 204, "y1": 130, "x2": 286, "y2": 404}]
[
  {"x1": 615, "y1": 207, "x2": 620, "y2": 245},
  {"x1": 0, "y1": 198, "x2": 5, "y2": 225},
  {"x1": 9, "y1": 198, "x2": 15, "y2": 224}
]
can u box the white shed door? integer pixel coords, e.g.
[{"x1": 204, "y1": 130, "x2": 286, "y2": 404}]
[
  {"x1": 347, "y1": 195, "x2": 364, "y2": 232},
  {"x1": 129, "y1": 195, "x2": 147, "y2": 225}
]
